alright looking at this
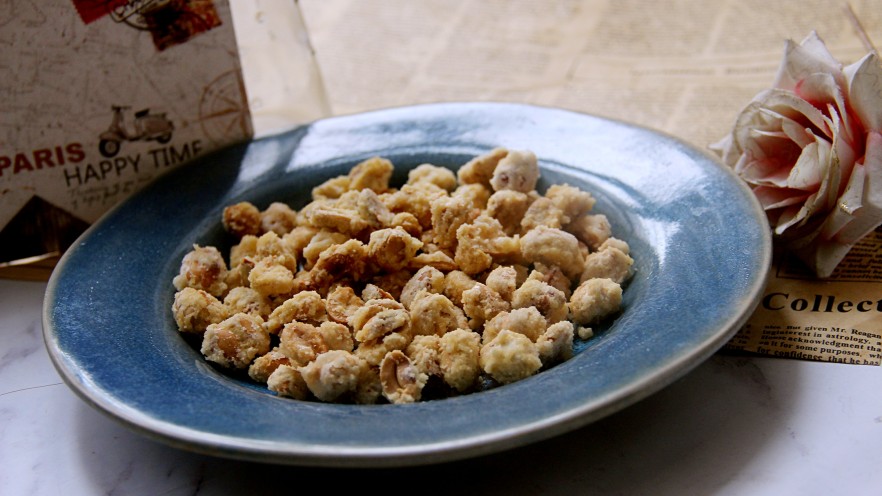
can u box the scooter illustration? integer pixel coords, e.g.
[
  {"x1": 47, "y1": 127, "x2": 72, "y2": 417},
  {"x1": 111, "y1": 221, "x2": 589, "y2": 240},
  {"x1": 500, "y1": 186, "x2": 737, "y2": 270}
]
[{"x1": 98, "y1": 105, "x2": 174, "y2": 157}]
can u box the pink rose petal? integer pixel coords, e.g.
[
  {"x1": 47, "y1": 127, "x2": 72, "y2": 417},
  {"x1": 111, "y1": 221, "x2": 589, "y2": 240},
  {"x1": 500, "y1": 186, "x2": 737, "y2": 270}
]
[
  {"x1": 846, "y1": 53, "x2": 882, "y2": 131},
  {"x1": 773, "y1": 31, "x2": 843, "y2": 93},
  {"x1": 833, "y1": 131, "x2": 882, "y2": 243}
]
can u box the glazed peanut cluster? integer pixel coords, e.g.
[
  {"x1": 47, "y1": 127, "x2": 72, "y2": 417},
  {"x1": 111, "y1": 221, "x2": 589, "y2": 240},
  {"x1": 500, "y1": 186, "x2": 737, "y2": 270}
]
[{"x1": 170, "y1": 148, "x2": 633, "y2": 404}]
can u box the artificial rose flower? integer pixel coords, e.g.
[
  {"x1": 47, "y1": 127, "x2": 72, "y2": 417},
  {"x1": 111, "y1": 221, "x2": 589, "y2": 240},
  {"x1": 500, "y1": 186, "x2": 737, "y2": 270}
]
[{"x1": 713, "y1": 31, "x2": 882, "y2": 278}]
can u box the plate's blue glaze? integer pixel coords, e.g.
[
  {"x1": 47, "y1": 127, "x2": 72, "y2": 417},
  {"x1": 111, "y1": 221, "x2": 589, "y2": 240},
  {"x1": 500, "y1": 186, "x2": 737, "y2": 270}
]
[{"x1": 43, "y1": 102, "x2": 771, "y2": 467}]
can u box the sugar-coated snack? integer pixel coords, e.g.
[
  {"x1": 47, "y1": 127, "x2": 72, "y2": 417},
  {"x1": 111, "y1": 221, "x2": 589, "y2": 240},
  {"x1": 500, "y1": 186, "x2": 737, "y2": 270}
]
[
  {"x1": 399, "y1": 266, "x2": 445, "y2": 309},
  {"x1": 409, "y1": 291, "x2": 469, "y2": 337},
  {"x1": 486, "y1": 190, "x2": 531, "y2": 236},
  {"x1": 438, "y1": 329, "x2": 481, "y2": 392},
  {"x1": 326, "y1": 285, "x2": 365, "y2": 324},
  {"x1": 461, "y1": 283, "x2": 510, "y2": 329},
  {"x1": 479, "y1": 329, "x2": 542, "y2": 384},
  {"x1": 406, "y1": 335, "x2": 443, "y2": 377},
  {"x1": 222, "y1": 287, "x2": 269, "y2": 317},
  {"x1": 201, "y1": 313, "x2": 270, "y2": 369},
  {"x1": 171, "y1": 150, "x2": 634, "y2": 404},
  {"x1": 485, "y1": 265, "x2": 518, "y2": 302},
  {"x1": 537, "y1": 321, "x2": 575, "y2": 365},
  {"x1": 266, "y1": 364, "x2": 310, "y2": 400},
  {"x1": 300, "y1": 350, "x2": 371, "y2": 402},
  {"x1": 173, "y1": 245, "x2": 228, "y2": 297},
  {"x1": 248, "y1": 348, "x2": 291, "y2": 382},
  {"x1": 408, "y1": 163, "x2": 458, "y2": 191},
  {"x1": 482, "y1": 307, "x2": 546, "y2": 344},
  {"x1": 368, "y1": 227, "x2": 423, "y2": 272},
  {"x1": 567, "y1": 213, "x2": 612, "y2": 250},
  {"x1": 380, "y1": 350, "x2": 428, "y2": 404},
  {"x1": 519, "y1": 225, "x2": 585, "y2": 280},
  {"x1": 511, "y1": 279, "x2": 569, "y2": 325},
  {"x1": 223, "y1": 201, "x2": 262, "y2": 238},
  {"x1": 569, "y1": 277, "x2": 623, "y2": 326},
  {"x1": 172, "y1": 287, "x2": 230, "y2": 333},
  {"x1": 489, "y1": 149, "x2": 540, "y2": 193},
  {"x1": 265, "y1": 290, "x2": 326, "y2": 334},
  {"x1": 579, "y1": 246, "x2": 634, "y2": 285}
]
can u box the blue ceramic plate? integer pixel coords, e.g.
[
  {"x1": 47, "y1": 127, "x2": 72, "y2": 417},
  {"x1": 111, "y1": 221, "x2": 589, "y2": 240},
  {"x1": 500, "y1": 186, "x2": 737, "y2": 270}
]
[{"x1": 43, "y1": 102, "x2": 771, "y2": 467}]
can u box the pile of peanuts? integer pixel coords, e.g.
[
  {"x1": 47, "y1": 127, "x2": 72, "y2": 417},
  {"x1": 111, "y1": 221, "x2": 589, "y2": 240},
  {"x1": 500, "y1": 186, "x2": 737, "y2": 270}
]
[{"x1": 171, "y1": 148, "x2": 633, "y2": 404}]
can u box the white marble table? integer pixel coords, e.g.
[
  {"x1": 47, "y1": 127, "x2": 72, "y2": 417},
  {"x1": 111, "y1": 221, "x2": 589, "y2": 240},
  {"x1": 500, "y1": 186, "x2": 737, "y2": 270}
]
[{"x1": 2, "y1": 277, "x2": 880, "y2": 495}]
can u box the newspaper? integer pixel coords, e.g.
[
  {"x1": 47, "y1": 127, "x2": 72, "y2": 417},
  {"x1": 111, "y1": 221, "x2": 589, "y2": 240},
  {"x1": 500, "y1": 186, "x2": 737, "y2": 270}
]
[
  {"x1": 726, "y1": 228, "x2": 882, "y2": 365},
  {"x1": 298, "y1": 0, "x2": 882, "y2": 365}
]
